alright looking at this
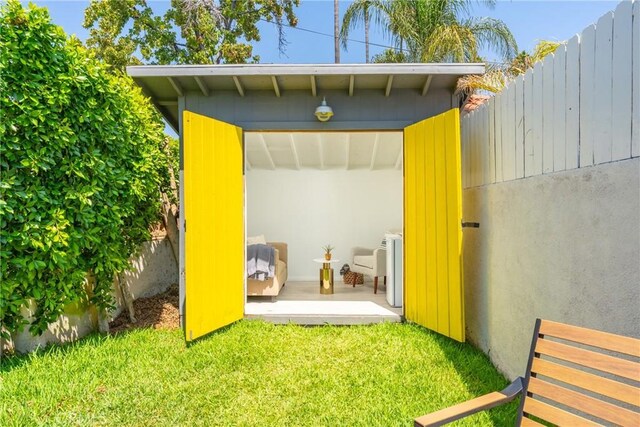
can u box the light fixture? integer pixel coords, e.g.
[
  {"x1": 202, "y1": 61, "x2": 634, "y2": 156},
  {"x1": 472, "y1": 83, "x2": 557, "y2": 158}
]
[{"x1": 314, "y1": 97, "x2": 334, "y2": 122}]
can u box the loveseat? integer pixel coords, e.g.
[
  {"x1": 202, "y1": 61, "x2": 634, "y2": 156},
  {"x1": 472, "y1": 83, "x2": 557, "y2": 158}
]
[{"x1": 247, "y1": 242, "x2": 288, "y2": 298}]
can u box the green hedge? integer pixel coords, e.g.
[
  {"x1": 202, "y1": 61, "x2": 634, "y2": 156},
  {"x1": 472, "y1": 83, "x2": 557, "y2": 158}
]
[{"x1": 0, "y1": 1, "x2": 170, "y2": 337}]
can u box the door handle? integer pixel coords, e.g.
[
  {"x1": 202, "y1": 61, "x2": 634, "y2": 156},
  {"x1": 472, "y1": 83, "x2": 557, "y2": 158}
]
[{"x1": 461, "y1": 221, "x2": 480, "y2": 228}]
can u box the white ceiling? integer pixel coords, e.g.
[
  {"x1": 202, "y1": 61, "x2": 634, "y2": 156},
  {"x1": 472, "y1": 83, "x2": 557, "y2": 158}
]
[{"x1": 245, "y1": 132, "x2": 403, "y2": 171}]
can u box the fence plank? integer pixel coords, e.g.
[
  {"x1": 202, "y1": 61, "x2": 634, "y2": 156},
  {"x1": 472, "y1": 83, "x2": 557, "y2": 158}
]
[
  {"x1": 461, "y1": 117, "x2": 468, "y2": 188},
  {"x1": 481, "y1": 106, "x2": 490, "y2": 186},
  {"x1": 632, "y1": 0, "x2": 639, "y2": 158},
  {"x1": 503, "y1": 82, "x2": 517, "y2": 181},
  {"x1": 495, "y1": 93, "x2": 504, "y2": 182},
  {"x1": 553, "y1": 46, "x2": 567, "y2": 172},
  {"x1": 523, "y1": 67, "x2": 535, "y2": 177},
  {"x1": 565, "y1": 35, "x2": 580, "y2": 170},
  {"x1": 488, "y1": 98, "x2": 496, "y2": 183},
  {"x1": 469, "y1": 112, "x2": 477, "y2": 187},
  {"x1": 612, "y1": 1, "x2": 633, "y2": 161},
  {"x1": 531, "y1": 63, "x2": 544, "y2": 176},
  {"x1": 543, "y1": 54, "x2": 555, "y2": 173},
  {"x1": 515, "y1": 75, "x2": 525, "y2": 179},
  {"x1": 594, "y1": 12, "x2": 614, "y2": 164},
  {"x1": 580, "y1": 24, "x2": 597, "y2": 167}
]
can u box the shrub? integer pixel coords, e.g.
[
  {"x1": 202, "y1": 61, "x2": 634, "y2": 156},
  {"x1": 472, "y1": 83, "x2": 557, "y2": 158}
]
[{"x1": 0, "y1": 1, "x2": 170, "y2": 338}]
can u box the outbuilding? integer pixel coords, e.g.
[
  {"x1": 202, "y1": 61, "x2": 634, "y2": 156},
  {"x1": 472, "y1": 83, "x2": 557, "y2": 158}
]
[{"x1": 127, "y1": 63, "x2": 484, "y2": 342}]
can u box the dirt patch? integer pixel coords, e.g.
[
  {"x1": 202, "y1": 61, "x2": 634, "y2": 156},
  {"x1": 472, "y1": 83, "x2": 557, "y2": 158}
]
[{"x1": 109, "y1": 284, "x2": 179, "y2": 334}]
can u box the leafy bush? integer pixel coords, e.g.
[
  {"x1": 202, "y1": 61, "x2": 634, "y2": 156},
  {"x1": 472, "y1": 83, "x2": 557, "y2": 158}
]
[{"x1": 0, "y1": 1, "x2": 170, "y2": 338}]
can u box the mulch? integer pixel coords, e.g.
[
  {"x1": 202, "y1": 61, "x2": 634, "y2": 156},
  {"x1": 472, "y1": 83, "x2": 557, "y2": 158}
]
[{"x1": 109, "y1": 283, "x2": 180, "y2": 334}]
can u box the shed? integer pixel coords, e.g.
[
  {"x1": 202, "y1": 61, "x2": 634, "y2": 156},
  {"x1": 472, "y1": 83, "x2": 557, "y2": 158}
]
[{"x1": 128, "y1": 63, "x2": 484, "y2": 342}]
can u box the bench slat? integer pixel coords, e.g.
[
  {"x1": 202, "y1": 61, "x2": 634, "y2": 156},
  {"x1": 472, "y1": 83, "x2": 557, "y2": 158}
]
[
  {"x1": 520, "y1": 416, "x2": 545, "y2": 426},
  {"x1": 523, "y1": 397, "x2": 601, "y2": 426},
  {"x1": 539, "y1": 320, "x2": 640, "y2": 357},
  {"x1": 531, "y1": 357, "x2": 639, "y2": 406},
  {"x1": 528, "y1": 377, "x2": 640, "y2": 426},
  {"x1": 536, "y1": 338, "x2": 640, "y2": 381}
]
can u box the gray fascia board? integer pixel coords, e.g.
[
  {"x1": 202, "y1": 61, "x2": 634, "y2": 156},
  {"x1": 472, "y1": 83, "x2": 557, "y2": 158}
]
[{"x1": 126, "y1": 63, "x2": 485, "y2": 78}]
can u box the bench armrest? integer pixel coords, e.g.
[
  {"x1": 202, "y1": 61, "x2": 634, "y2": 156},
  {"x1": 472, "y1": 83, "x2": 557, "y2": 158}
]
[{"x1": 414, "y1": 378, "x2": 523, "y2": 427}]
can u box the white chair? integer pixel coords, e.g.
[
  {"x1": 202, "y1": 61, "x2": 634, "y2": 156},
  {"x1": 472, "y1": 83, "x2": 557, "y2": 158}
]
[{"x1": 350, "y1": 246, "x2": 387, "y2": 293}]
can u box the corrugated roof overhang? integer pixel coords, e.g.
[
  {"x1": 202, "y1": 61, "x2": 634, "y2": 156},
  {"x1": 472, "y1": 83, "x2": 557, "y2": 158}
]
[{"x1": 127, "y1": 63, "x2": 485, "y2": 132}]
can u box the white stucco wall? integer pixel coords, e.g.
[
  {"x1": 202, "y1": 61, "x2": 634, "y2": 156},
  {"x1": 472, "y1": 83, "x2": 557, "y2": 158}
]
[
  {"x1": 246, "y1": 169, "x2": 403, "y2": 280},
  {"x1": 462, "y1": 158, "x2": 640, "y2": 379}
]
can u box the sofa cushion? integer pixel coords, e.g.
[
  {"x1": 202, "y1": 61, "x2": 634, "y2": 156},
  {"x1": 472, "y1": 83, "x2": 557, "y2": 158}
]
[{"x1": 353, "y1": 255, "x2": 374, "y2": 269}]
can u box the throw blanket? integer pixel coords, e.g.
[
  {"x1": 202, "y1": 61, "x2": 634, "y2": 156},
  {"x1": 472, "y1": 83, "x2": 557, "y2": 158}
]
[{"x1": 247, "y1": 244, "x2": 275, "y2": 280}]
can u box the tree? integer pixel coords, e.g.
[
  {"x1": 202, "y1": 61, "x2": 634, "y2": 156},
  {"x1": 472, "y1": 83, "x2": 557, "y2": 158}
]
[
  {"x1": 83, "y1": 0, "x2": 300, "y2": 70},
  {"x1": 1, "y1": 0, "x2": 170, "y2": 337},
  {"x1": 334, "y1": 0, "x2": 340, "y2": 63},
  {"x1": 456, "y1": 40, "x2": 562, "y2": 94},
  {"x1": 339, "y1": 0, "x2": 373, "y2": 63},
  {"x1": 341, "y1": 0, "x2": 517, "y2": 64}
]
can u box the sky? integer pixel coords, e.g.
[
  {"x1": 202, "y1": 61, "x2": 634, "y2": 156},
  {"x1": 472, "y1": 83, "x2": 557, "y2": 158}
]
[{"x1": 32, "y1": 0, "x2": 620, "y2": 64}]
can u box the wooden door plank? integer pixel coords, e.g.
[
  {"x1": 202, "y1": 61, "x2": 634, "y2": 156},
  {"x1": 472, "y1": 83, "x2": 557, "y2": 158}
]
[
  {"x1": 425, "y1": 119, "x2": 438, "y2": 331},
  {"x1": 445, "y1": 109, "x2": 464, "y2": 342}
]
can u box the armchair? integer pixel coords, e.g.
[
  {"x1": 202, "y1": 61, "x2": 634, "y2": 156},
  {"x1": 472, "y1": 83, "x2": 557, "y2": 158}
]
[{"x1": 350, "y1": 246, "x2": 386, "y2": 293}]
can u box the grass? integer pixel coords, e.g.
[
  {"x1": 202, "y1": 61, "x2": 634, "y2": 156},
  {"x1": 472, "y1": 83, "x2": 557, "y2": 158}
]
[{"x1": 0, "y1": 321, "x2": 518, "y2": 426}]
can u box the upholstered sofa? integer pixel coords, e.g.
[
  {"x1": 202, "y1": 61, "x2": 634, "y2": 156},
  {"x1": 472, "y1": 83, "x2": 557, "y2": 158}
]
[{"x1": 247, "y1": 242, "x2": 288, "y2": 298}]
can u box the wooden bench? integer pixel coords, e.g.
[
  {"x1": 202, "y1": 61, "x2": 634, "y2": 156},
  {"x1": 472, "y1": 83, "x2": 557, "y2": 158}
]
[{"x1": 414, "y1": 319, "x2": 640, "y2": 426}]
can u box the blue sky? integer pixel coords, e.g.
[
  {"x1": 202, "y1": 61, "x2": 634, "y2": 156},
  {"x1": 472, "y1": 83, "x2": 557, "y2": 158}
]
[{"x1": 33, "y1": 0, "x2": 619, "y2": 64}]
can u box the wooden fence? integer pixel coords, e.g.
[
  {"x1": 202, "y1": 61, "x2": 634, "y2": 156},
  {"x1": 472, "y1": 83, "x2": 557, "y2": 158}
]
[{"x1": 461, "y1": 0, "x2": 639, "y2": 188}]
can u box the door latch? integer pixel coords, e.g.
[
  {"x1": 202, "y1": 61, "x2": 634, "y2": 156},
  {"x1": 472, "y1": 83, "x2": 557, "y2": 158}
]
[{"x1": 462, "y1": 221, "x2": 480, "y2": 228}]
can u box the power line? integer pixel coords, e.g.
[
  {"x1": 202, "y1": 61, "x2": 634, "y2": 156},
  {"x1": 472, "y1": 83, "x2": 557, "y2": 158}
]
[
  {"x1": 259, "y1": 18, "x2": 403, "y2": 52},
  {"x1": 259, "y1": 18, "x2": 511, "y2": 66}
]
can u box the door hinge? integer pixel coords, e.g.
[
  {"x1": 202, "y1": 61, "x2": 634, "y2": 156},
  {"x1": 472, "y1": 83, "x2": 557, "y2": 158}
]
[
  {"x1": 183, "y1": 219, "x2": 186, "y2": 233},
  {"x1": 462, "y1": 221, "x2": 480, "y2": 228}
]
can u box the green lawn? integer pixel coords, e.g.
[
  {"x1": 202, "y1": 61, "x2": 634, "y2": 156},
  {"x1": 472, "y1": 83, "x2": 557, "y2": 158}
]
[{"x1": 0, "y1": 321, "x2": 517, "y2": 426}]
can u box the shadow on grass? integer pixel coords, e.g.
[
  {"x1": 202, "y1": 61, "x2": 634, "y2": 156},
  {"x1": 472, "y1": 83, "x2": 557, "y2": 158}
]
[{"x1": 414, "y1": 324, "x2": 520, "y2": 426}]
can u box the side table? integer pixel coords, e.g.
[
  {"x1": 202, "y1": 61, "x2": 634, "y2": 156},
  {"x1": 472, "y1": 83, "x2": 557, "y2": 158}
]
[{"x1": 312, "y1": 259, "x2": 341, "y2": 295}]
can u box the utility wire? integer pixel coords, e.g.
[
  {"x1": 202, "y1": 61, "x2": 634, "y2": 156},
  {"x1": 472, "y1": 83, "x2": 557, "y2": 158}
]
[{"x1": 259, "y1": 18, "x2": 511, "y2": 66}]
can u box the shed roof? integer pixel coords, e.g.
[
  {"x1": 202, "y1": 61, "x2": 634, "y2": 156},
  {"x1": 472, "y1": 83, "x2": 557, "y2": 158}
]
[{"x1": 127, "y1": 63, "x2": 484, "y2": 131}]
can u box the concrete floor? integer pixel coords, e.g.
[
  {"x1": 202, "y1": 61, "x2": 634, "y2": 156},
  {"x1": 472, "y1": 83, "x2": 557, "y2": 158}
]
[{"x1": 245, "y1": 280, "x2": 403, "y2": 325}]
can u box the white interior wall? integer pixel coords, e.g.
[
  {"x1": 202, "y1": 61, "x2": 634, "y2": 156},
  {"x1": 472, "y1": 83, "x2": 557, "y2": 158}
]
[{"x1": 246, "y1": 169, "x2": 402, "y2": 280}]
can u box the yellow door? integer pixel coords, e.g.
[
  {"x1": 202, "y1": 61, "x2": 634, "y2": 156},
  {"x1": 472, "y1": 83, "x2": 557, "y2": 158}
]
[
  {"x1": 404, "y1": 109, "x2": 464, "y2": 342},
  {"x1": 183, "y1": 111, "x2": 244, "y2": 342}
]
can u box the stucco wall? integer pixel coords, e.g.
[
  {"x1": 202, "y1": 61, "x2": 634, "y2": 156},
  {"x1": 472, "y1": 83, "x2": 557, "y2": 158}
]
[
  {"x1": 462, "y1": 157, "x2": 640, "y2": 379},
  {"x1": 8, "y1": 238, "x2": 178, "y2": 353}
]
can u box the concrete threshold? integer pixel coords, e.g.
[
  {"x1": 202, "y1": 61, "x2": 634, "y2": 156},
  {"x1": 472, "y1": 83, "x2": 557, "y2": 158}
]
[{"x1": 245, "y1": 300, "x2": 403, "y2": 325}]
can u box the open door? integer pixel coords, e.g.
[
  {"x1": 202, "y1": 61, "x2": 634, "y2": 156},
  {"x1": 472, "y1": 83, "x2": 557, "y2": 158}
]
[
  {"x1": 183, "y1": 111, "x2": 244, "y2": 342},
  {"x1": 403, "y1": 109, "x2": 464, "y2": 342}
]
